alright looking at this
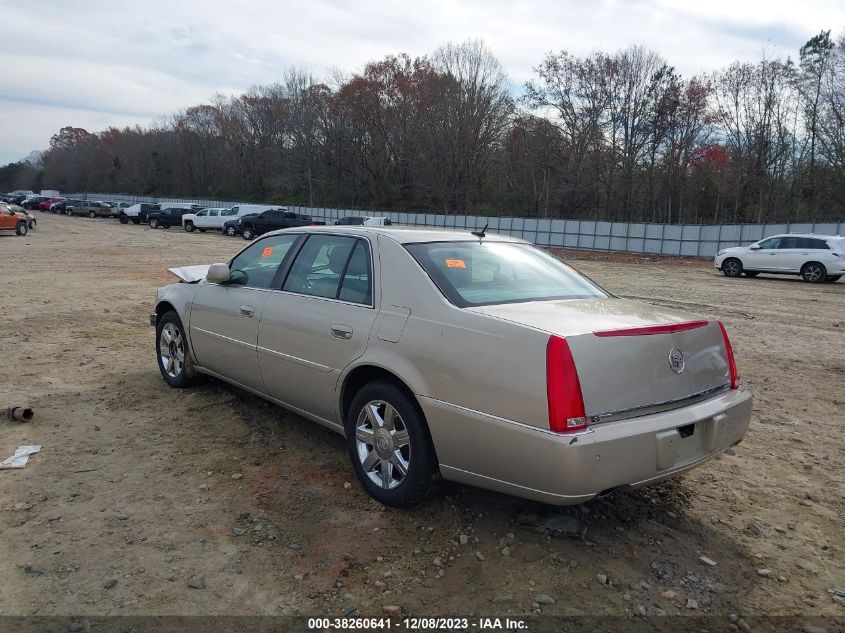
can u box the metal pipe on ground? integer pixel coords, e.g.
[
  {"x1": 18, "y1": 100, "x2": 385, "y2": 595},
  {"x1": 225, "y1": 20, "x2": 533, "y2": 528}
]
[{"x1": 7, "y1": 407, "x2": 34, "y2": 423}]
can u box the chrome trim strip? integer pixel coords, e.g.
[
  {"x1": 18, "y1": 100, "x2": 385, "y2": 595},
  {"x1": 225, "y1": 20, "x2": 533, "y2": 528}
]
[
  {"x1": 422, "y1": 396, "x2": 593, "y2": 438},
  {"x1": 256, "y1": 345, "x2": 333, "y2": 373},
  {"x1": 191, "y1": 326, "x2": 254, "y2": 350},
  {"x1": 588, "y1": 383, "x2": 731, "y2": 425}
]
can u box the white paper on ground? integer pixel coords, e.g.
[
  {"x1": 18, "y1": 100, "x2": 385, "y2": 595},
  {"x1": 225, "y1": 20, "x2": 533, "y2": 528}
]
[{"x1": 0, "y1": 445, "x2": 42, "y2": 469}]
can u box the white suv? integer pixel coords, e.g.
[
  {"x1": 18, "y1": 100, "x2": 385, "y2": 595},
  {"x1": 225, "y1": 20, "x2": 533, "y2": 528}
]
[{"x1": 714, "y1": 234, "x2": 844, "y2": 283}]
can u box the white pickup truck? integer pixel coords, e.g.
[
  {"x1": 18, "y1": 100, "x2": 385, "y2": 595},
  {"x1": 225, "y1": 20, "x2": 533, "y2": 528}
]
[{"x1": 181, "y1": 207, "x2": 234, "y2": 232}]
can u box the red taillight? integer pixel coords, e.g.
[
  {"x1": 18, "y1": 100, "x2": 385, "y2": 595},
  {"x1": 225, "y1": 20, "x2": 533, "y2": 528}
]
[
  {"x1": 717, "y1": 321, "x2": 739, "y2": 389},
  {"x1": 546, "y1": 335, "x2": 588, "y2": 433}
]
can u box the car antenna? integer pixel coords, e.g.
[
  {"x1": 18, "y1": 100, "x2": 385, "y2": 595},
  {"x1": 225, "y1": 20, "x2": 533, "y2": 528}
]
[{"x1": 471, "y1": 223, "x2": 489, "y2": 239}]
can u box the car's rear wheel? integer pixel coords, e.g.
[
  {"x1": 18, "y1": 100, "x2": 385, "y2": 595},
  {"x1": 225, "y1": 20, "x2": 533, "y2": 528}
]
[
  {"x1": 156, "y1": 311, "x2": 203, "y2": 388},
  {"x1": 88, "y1": 210, "x2": 96, "y2": 218},
  {"x1": 242, "y1": 226, "x2": 254, "y2": 240},
  {"x1": 65, "y1": 209, "x2": 73, "y2": 216},
  {"x1": 184, "y1": 221, "x2": 194, "y2": 232},
  {"x1": 824, "y1": 275, "x2": 841, "y2": 283},
  {"x1": 15, "y1": 221, "x2": 27, "y2": 236},
  {"x1": 224, "y1": 226, "x2": 236, "y2": 236},
  {"x1": 150, "y1": 218, "x2": 159, "y2": 229},
  {"x1": 346, "y1": 380, "x2": 440, "y2": 508},
  {"x1": 744, "y1": 271, "x2": 759, "y2": 277},
  {"x1": 801, "y1": 262, "x2": 826, "y2": 283},
  {"x1": 722, "y1": 258, "x2": 743, "y2": 277}
]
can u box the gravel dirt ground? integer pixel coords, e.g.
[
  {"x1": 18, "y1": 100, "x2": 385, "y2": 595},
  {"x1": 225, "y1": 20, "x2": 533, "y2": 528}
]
[{"x1": 1, "y1": 214, "x2": 843, "y2": 622}]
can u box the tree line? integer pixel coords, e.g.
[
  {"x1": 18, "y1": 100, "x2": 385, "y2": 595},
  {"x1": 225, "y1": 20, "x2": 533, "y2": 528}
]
[{"x1": 3, "y1": 33, "x2": 845, "y2": 223}]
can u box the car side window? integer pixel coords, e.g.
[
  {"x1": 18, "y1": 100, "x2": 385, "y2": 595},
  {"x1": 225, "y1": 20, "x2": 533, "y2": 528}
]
[
  {"x1": 778, "y1": 237, "x2": 799, "y2": 249},
  {"x1": 209, "y1": 210, "x2": 219, "y2": 217},
  {"x1": 283, "y1": 235, "x2": 368, "y2": 301},
  {"x1": 758, "y1": 237, "x2": 781, "y2": 249},
  {"x1": 338, "y1": 240, "x2": 372, "y2": 304},
  {"x1": 197, "y1": 210, "x2": 207, "y2": 217},
  {"x1": 229, "y1": 235, "x2": 299, "y2": 289},
  {"x1": 807, "y1": 238, "x2": 829, "y2": 249}
]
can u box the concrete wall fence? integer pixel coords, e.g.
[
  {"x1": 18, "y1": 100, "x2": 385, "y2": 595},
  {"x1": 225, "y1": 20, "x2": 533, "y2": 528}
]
[{"x1": 73, "y1": 192, "x2": 845, "y2": 258}]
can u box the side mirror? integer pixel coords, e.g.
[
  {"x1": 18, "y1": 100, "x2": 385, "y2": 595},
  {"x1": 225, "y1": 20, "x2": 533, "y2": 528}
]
[
  {"x1": 206, "y1": 263, "x2": 231, "y2": 284},
  {"x1": 749, "y1": 244, "x2": 761, "y2": 250}
]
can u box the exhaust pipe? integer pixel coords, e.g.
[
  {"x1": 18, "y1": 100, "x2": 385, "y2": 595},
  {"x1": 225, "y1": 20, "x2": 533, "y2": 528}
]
[{"x1": 7, "y1": 407, "x2": 34, "y2": 423}]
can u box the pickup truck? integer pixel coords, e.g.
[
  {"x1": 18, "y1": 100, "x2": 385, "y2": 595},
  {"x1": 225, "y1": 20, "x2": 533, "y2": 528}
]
[
  {"x1": 237, "y1": 208, "x2": 324, "y2": 240},
  {"x1": 120, "y1": 202, "x2": 160, "y2": 224},
  {"x1": 182, "y1": 207, "x2": 233, "y2": 232}
]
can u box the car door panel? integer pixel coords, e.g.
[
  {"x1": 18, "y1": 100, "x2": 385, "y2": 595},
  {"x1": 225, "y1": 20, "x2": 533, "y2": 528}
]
[
  {"x1": 188, "y1": 234, "x2": 301, "y2": 391},
  {"x1": 744, "y1": 237, "x2": 781, "y2": 271},
  {"x1": 258, "y1": 235, "x2": 378, "y2": 422},
  {"x1": 189, "y1": 285, "x2": 269, "y2": 391}
]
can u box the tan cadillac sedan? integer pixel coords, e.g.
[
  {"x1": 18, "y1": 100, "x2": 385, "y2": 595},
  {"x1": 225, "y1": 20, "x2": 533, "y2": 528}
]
[{"x1": 152, "y1": 226, "x2": 752, "y2": 507}]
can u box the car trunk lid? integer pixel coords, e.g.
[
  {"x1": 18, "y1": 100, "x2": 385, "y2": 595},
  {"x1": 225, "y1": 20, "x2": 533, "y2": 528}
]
[{"x1": 468, "y1": 298, "x2": 732, "y2": 419}]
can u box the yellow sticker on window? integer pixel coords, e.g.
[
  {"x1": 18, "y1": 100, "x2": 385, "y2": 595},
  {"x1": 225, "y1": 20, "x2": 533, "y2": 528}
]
[
  {"x1": 444, "y1": 259, "x2": 466, "y2": 269},
  {"x1": 261, "y1": 247, "x2": 273, "y2": 258}
]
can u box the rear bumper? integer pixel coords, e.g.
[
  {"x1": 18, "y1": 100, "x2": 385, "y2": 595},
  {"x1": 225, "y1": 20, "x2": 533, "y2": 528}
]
[{"x1": 422, "y1": 387, "x2": 752, "y2": 505}]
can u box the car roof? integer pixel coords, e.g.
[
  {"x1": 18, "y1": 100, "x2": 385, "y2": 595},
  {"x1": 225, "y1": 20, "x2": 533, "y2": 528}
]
[
  {"x1": 767, "y1": 233, "x2": 842, "y2": 239},
  {"x1": 264, "y1": 224, "x2": 529, "y2": 244}
]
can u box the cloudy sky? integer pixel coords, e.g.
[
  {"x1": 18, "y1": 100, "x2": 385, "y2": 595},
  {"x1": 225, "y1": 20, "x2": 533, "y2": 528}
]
[{"x1": 1, "y1": 0, "x2": 843, "y2": 164}]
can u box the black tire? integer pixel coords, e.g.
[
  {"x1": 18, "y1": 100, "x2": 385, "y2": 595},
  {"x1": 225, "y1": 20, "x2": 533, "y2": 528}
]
[
  {"x1": 241, "y1": 226, "x2": 254, "y2": 240},
  {"x1": 744, "y1": 271, "x2": 759, "y2": 277},
  {"x1": 184, "y1": 221, "x2": 195, "y2": 232},
  {"x1": 15, "y1": 221, "x2": 27, "y2": 236},
  {"x1": 824, "y1": 275, "x2": 841, "y2": 283},
  {"x1": 224, "y1": 225, "x2": 236, "y2": 236},
  {"x1": 801, "y1": 262, "x2": 827, "y2": 283},
  {"x1": 345, "y1": 380, "x2": 440, "y2": 508},
  {"x1": 722, "y1": 258, "x2": 743, "y2": 278},
  {"x1": 149, "y1": 218, "x2": 159, "y2": 229},
  {"x1": 88, "y1": 210, "x2": 96, "y2": 218},
  {"x1": 65, "y1": 209, "x2": 73, "y2": 216},
  {"x1": 119, "y1": 214, "x2": 129, "y2": 224},
  {"x1": 155, "y1": 311, "x2": 204, "y2": 388},
  {"x1": 29, "y1": 219, "x2": 36, "y2": 229}
]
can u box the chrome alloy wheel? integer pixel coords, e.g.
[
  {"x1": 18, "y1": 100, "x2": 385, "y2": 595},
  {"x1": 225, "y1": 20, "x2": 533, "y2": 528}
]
[
  {"x1": 159, "y1": 322, "x2": 185, "y2": 378},
  {"x1": 723, "y1": 259, "x2": 741, "y2": 276},
  {"x1": 803, "y1": 264, "x2": 823, "y2": 282},
  {"x1": 355, "y1": 400, "x2": 411, "y2": 490}
]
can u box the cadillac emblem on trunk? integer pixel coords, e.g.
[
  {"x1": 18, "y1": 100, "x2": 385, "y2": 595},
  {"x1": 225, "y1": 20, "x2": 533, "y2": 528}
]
[{"x1": 668, "y1": 348, "x2": 685, "y2": 374}]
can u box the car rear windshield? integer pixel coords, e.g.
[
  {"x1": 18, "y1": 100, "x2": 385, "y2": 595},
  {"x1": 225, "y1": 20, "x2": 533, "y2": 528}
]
[{"x1": 405, "y1": 241, "x2": 608, "y2": 307}]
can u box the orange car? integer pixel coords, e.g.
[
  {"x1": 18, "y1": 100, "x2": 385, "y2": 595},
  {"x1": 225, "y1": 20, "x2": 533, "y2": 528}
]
[{"x1": 0, "y1": 203, "x2": 30, "y2": 235}]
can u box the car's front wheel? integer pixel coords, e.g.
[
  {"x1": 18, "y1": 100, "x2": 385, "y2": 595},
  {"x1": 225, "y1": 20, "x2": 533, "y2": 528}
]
[
  {"x1": 119, "y1": 214, "x2": 129, "y2": 224},
  {"x1": 824, "y1": 275, "x2": 841, "y2": 283},
  {"x1": 346, "y1": 380, "x2": 440, "y2": 508},
  {"x1": 722, "y1": 258, "x2": 743, "y2": 277},
  {"x1": 242, "y1": 226, "x2": 254, "y2": 240},
  {"x1": 29, "y1": 219, "x2": 36, "y2": 229},
  {"x1": 184, "y1": 221, "x2": 194, "y2": 232},
  {"x1": 65, "y1": 209, "x2": 73, "y2": 216},
  {"x1": 224, "y1": 225, "x2": 236, "y2": 236},
  {"x1": 150, "y1": 218, "x2": 159, "y2": 229},
  {"x1": 88, "y1": 211, "x2": 96, "y2": 218},
  {"x1": 156, "y1": 311, "x2": 203, "y2": 388},
  {"x1": 801, "y1": 262, "x2": 826, "y2": 283}
]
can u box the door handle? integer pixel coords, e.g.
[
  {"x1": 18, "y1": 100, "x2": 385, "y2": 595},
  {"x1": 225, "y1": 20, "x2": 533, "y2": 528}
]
[
  {"x1": 240, "y1": 305, "x2": 255, "y2": 318},
  {"x1": 331, "y1": 324, "x2": 353, "y2": 339}
]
